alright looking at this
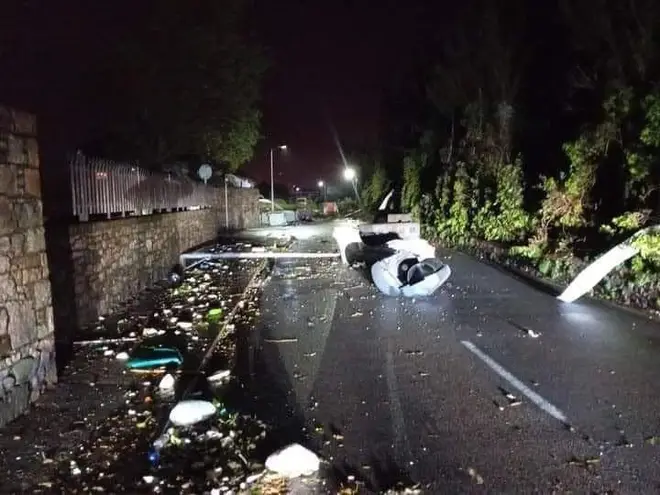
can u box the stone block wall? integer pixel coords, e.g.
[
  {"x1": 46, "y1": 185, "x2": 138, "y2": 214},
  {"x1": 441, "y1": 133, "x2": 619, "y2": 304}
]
[
  {"x1": 0, "y1": 107, "x2": 56, "y2": 428},
  {"x1": 49, "y1": 187, "x2": 259, "y2": 330}
]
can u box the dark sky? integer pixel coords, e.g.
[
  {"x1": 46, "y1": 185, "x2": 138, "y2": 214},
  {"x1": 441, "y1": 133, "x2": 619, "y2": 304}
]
[
  {"x1": 0, "y1": 1, "x2": 441, "y2": 187},
  {"x1": 245, "y1": 1, "x2": 439, "y2": 187}
]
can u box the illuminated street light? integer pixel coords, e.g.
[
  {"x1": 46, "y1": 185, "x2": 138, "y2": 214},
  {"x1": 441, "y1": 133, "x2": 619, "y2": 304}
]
[
  {"x1": 295, "y1": 186, "x2": 300, "y2": 192},
  {"x1": 270, "y1": 144, "x2": 288, "y2": 212},
  {"x1": 342, "y1": 166, "x2": 360, "y2": 201},
  {"x1": 318, "y1": 180, "x2": 324, "y2": 188}
]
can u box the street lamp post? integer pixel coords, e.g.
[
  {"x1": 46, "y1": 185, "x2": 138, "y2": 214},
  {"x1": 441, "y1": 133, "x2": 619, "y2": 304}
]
[
  {"x1": 318, "y1": 180, "x2": 326, "y2": 201},
  {"x1": 343, "y1": 167, "x2": 360, "y2": 201},
  {"x1": 270, "y1": 145, "x2": 287, "y2": 212}
]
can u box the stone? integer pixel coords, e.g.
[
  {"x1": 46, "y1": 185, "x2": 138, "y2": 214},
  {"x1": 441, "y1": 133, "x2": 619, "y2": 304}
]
[
  {"x1": 25, "y1": 137, "x2": 39, "y2": 168},
  {"x1": 0, "y1": 197, "x2": 14, "y2": 235},
  {"x1": 33, "y1": 280, "x2": 52, "y2": 309},
  {"x1": 0, "y1": 384, "x2": 30, "y2": 428},
  {"x1": 0, "y1": 255, "x2": 9, "y2": 274},
  {"x1": 14, "y1": 201, "x2": 41, "y2": 230},
  {"x1": 36, "y1": 307, "x2": 54, "y2": 339},
  {"x1": 0, "y1": 166, "x2": 18, "y2": 196},
  {"x1": 0, "y1": 307, "x2": 8, "y2": 334},
  {"x1": 6, "y1": 302, "x2": 37, "y2": 349},
  {"x1": 27, "y1": 228, "x2": 46, "y2": 253},
  {"x1": 2, "y1": 373, "x2": 15, "y2": 391},
  {"x1": 0, "y1": 274, "x2": 18, "y2": 303},
  {"x1": 24, "y1": 168, "x2": 41, "y2": 197},
  {"x1": 11, "y1": 356, "x2": 36, "y2": 385},
  {"x1": 10, "y1": 233, "x2": 24, "y2": 254},
  {"x1": 0, "y1": 335, "x2": 10, "y2": 357},
  {"x1": 7, "y1": 134, "x2": 27, "y2": 165}
]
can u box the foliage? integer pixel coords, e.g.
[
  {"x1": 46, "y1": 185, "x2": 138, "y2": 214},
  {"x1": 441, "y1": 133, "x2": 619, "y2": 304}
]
[
  {"x1": 484, "y1": 159, "x2": 530, "y2": 242},
  {"x1": 373, "y1": 0, "x2": 660, "y2": 311},
  {"x1": 361, "y1": 164, "x2": 391, "y2": 213},
  {"x1": 100, "y1": 0, "x2": 266, "y2": 170},
  {"x1": 632, "y1": 228, "x2": 660, "y2": 266},
  {"x1": 401, "y1": 154, "x2": 424, "y2": 218},
  {"x1": 624, "y1": 91, "x2": 660, "y2": 202},
  {"x1": 532, "y1": 136, "x2": 598, "y2": 248},
  {"x1": 337, "y1": 197, "x2": 360, "y2": 215}
]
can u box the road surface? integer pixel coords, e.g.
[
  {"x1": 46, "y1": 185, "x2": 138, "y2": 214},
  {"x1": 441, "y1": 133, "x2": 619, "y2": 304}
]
[{"x1": 240, "y1": 221, "x2": 660, "y2": 493}]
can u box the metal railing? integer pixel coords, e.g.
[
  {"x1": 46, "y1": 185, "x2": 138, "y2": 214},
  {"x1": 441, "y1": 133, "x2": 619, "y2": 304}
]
[{"x1": 69, "y1": 153, "x2": 219, "y2": 221}]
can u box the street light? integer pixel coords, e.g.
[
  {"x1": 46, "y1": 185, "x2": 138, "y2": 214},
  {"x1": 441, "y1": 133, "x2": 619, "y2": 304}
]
[
  {"x1": 342, "y1": 166, "x2": 360, "y2": 201},
  {"x1": 318, "y1": 180, "x2": 326, "y2": 201},
  {"x1": 270, "y1": 144, "x2": 287, "y2": 212}
]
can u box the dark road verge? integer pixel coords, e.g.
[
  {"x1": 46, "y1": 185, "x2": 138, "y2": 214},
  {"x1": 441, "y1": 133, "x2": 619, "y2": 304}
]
[{"x1": 0, "y1": 242, "x2": 283, "y2": 494}]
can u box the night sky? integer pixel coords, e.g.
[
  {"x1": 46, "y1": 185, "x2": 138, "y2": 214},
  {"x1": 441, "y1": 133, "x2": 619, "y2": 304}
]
[
  {"x1": 0, "y1": 1, "x2": 443, "y2": 187},
  {"x1": 247, "y1": 1, "x2": 437, "y2": 187}
]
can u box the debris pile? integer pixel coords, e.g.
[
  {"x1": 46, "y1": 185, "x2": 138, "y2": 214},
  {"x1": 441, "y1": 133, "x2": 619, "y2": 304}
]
[{"x1": 26, "y1": 243, "x2": 322, "y2": 493}]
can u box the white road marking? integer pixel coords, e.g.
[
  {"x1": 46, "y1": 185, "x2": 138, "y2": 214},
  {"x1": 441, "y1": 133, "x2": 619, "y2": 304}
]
[{"x1": 461, "y1": 340, "x2": 568, "y2": 423}]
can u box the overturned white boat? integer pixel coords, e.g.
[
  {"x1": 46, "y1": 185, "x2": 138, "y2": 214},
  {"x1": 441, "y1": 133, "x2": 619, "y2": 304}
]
[{"x1": 333, "y1": 190, "x2": 451, "y2": 297}]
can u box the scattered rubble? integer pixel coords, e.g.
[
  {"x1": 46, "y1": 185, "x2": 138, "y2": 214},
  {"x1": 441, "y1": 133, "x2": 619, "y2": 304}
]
[{"x1": 1, "y1": 242, "x2": 296, "y2": 493}]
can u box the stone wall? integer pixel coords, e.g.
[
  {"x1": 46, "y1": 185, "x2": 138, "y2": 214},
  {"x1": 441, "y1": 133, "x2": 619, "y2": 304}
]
[
  {"x1": 0, "y1": 107, "x2": 57, "y2": 427},
  {"x1": 49, "y1": 187, "x2": 259, "y2": 331}
]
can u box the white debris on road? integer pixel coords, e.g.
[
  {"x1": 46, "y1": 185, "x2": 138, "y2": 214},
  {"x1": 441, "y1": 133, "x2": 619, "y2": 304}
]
[
  {"x1": 265, "y1": 443, "x2": 320, "y2": 478},
  {"x1": 169, "y1": 400, "x2": 217, "y2": 427}
]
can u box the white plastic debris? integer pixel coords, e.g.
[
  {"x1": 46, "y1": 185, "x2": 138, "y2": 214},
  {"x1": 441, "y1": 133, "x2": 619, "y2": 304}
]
[
  {"x1": 265, "y1": 443, "x2": 320, "y2": 478},
  {"x1": 169, "y1": 400, "x2": 217, "y2": 427},
  {"x1": 158, "y1": 373, "x2": 175, "y2": 392},
  {"x1": 103, "y1": 349, "x2": 115, "y2": 357},
  {"x1": 372, "y1": 251, "x2": 451, "y2": 297},
  {"x1": 177, "y1": 321, "x2": 193, "y2": 330},
  {"x1": 116, "y1": 351, "x2": 129, "y2": 361},
  {"x1": 142, "y1": 327, "x2": 158, "y2": 337},
  {"x1": 208, "y1": 369, "x2": 231, "y2": 383},
  {"x1": 557, "y1": 225, "x2": 660, "y2": 303}
]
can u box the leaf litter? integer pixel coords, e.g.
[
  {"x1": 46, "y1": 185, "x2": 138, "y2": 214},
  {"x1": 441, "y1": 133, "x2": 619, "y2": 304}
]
[{"x1": 6, "y1": 242, "x2": 322, "y2": 494}]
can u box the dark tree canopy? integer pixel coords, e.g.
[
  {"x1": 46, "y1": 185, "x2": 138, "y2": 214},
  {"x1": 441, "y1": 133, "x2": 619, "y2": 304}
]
[{"x1": 96, "y1": 0, "x2": 267, "y2": 171}]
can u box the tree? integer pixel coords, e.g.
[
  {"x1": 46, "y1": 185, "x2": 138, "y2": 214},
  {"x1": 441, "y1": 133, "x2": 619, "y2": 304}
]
[
  {"x1": 361, "y1": 164, "x2": 390, "y2": 212},
  {"x1": 98, "y1": 0, "x2": 267, "y2": 171}
]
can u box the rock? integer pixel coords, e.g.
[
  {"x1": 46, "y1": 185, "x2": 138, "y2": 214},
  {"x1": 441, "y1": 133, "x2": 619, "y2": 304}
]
[
  {"x1": 11, "y1": 356, "x2": 36, "y2": 385},
  {"x1": 169, "y1": 400, "x2": 217, "y2": 427},
  {"x1": 265, "y1": 443, "x2": 320, "y2": 478},
  {"x1": 2, "y1": 374, "x2": 15, "y2": 391}
]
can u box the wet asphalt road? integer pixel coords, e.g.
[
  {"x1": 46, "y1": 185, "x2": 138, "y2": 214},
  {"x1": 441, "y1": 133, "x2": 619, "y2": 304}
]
[{"x1": 243, "y1": 221, "x2": 660, "y2": 493}]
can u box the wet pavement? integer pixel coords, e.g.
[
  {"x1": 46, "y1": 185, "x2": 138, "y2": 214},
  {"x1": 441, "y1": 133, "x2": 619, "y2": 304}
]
[
  {"x1": 3, "y1": 222, "x2": 660, "y2": 493},
  {"x1": 242, "y1": 221, "x2": 660, "y2": 493}
]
